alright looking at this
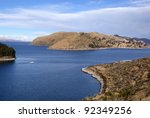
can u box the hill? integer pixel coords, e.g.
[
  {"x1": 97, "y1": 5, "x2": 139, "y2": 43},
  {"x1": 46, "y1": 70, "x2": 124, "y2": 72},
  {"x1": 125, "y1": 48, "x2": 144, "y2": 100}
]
[
  {"x1": 0, "y1": 43, "x2": 16, "y2": 62},
  {"x1": 32, "y1": 32, "x2": 148, "y2": 50},
  {"x1": 83, "y1": 57, "x2": 150, "y2": 101}
]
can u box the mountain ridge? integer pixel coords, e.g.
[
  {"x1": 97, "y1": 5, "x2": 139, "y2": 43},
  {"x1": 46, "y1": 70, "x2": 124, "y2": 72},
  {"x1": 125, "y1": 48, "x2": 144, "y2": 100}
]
[{"x1": 32, "y1": 32, "x2": 149, "y2": 50}]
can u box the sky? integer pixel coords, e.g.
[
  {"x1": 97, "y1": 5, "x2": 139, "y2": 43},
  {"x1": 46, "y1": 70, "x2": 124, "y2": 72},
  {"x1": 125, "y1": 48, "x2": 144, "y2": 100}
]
[{"x1": 0, "y1": 0, "x2": 150, "y2": 41}]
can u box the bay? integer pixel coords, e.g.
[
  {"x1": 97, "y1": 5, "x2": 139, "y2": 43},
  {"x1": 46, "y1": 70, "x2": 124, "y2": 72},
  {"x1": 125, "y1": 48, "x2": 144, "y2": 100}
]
[{"x1": 0, "y1": 42, "x2": 150, "y2": 101}]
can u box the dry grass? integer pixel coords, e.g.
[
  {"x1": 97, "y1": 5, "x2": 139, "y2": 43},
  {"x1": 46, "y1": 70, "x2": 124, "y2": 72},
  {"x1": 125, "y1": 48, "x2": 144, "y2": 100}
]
[
  {"x1": 83, "y1": 57, "x2": 150, "y2": 101},
  {"x1": 32, "y1": 32, "x2": 147, "y2": 50}
]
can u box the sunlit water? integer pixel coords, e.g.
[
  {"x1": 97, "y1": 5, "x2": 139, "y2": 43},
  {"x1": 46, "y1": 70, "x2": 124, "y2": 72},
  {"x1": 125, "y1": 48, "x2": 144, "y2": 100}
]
[{"x1": 0, "y1": 42, "x2": 150, "y2": 101}]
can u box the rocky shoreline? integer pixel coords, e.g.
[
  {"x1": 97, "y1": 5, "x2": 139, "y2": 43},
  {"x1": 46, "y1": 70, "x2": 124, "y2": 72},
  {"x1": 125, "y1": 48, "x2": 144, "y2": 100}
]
[
  {"x1": 82, "y1": 68, "x2": 104, "y2": 94},
  {"x1": 0, "y1": 56, "x2": 15, "y2": 62},
  {"x1": 82, "y1": 57, "x2": 150, "y2": 101}
]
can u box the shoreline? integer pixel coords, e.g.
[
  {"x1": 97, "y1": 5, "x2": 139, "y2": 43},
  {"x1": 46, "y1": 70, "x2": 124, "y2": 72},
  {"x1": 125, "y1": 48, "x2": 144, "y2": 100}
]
[
  {"x1": 0, "y1": 57, "x2": 15, "y2": 62},
  {"x1": 82, "y1": 67, "x2": 104, "y2": 94},
  {"x1": 31, "y1": 43, "x2": 150, "y2": 51},
  {"x1": 82, "y1": 57, "x2": 150, "y2": 101},
  {"x1": 47, "y1": 46, "x2": 150, "y2": 51}
]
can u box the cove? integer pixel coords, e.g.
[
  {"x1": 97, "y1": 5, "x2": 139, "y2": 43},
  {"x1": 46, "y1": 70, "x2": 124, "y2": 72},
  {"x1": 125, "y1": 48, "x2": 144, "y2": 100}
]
[{"x1": 0, "y1": 42, "x2": 150, "y2": 101}]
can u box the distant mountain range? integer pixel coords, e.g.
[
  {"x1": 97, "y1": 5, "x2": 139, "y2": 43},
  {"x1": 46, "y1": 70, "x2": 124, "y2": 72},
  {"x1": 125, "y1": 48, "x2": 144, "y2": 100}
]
[
  {"x1": 114, "y1": 34, "x2": 150, "y2": 45},
  {"x1": 32, "y1": 32, "x2": 149, "y2": 50},
  {"x1": 0, "y1": 37, "x2": 23, "y2": 42}
]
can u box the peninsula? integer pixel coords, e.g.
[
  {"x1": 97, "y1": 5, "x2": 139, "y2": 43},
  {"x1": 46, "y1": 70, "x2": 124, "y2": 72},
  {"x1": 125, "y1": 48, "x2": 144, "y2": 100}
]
[
  {"x1": 82, "y1": 57, "x2": 150, "y2": 101},
  {"x1": 0, "y1": 43, "x2": 16, "y2": 62},
  {"x1": 32, "y1": 32, "x2": 149, "y2": 50}
]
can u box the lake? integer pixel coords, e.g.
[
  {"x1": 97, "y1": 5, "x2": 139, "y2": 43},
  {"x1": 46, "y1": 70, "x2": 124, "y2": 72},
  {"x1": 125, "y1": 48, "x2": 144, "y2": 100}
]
[{"x1": 0, "y1": 42, "x2": 150, "y2": 101}]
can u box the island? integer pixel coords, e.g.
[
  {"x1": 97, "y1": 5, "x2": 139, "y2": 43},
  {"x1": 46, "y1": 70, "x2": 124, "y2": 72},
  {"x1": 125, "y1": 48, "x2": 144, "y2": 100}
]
[
  {"x1": 82, "y1": 57, "x2": 150, "y2": 101},
  {"x1": 32, "y1": 32, "x2": 149, "y2": 50},
  {"x1": 0, "y1": 43, "x2": 16, "y2": 62}
]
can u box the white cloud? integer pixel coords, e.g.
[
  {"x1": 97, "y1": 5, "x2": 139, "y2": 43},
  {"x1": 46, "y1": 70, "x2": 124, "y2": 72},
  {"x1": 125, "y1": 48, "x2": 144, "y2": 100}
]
[
  {"x1": 33, "y1": 31, "x2": 50, "y2": 35},
  {"x1": 131, "y1": 0, "x2": 150, "y2": 6},
  {"x1": 0, "y1": 5, "x2": 150, "y2": 40}
]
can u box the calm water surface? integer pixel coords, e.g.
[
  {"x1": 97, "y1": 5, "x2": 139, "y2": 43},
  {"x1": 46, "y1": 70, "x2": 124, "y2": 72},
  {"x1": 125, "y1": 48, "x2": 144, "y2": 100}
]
[{"x1": 0, "y1": 42, "x2": 150, "y2": 101}]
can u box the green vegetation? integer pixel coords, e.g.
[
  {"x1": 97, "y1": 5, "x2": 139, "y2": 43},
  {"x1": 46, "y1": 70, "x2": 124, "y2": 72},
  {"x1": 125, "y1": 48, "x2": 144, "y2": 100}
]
[
  {"x1": 119, "y1": 86, "x2": 135, "y2": 99},
  {"x1": 89, "y1": 41, "x2": 100, "y2": 48},
  {"x1": 0, "y1": 43, "x2": 16, "y2": 58}
]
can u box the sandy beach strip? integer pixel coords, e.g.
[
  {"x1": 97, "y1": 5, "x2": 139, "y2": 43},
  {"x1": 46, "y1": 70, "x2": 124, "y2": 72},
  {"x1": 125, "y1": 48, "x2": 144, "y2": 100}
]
[{"x1": 0, "y1": 57, "x2": 15, "y2": 62}]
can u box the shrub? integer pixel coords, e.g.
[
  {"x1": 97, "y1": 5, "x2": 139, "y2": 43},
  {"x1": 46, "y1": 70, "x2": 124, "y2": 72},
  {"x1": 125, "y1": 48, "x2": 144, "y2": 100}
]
[{"x1": 0, "y1": 43, "x2": 16, "y2": 58}]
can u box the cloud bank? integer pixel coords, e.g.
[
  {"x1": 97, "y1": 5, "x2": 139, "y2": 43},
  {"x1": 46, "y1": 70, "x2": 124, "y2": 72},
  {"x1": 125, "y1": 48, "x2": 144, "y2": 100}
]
[{"x1": 0, "y1": 4, "x2": 150, "y2": 40}]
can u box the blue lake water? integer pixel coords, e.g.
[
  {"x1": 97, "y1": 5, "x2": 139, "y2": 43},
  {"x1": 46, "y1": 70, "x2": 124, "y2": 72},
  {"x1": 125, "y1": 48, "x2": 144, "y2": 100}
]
[{"x1": 0, "y1": 42, "x2": 150, "y2": 101}]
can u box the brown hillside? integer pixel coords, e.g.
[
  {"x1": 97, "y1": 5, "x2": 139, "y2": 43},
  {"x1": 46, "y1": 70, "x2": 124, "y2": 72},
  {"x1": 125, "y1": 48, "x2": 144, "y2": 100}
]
[
  {"x1": 32, "y1": 32, "x2": 147, "y2": 50},
  {"x1": 83, "y1": 57, "x2": 150, "y2": 101}
]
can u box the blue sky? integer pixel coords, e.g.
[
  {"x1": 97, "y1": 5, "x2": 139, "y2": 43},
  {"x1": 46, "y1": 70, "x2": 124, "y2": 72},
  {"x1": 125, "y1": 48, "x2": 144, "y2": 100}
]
[
  {"x1": 0, "y1": 0, "x2": 127, "y2": 9},
  {"x1": 0, "y1": 0, "x2": 150, "y2": 41}
]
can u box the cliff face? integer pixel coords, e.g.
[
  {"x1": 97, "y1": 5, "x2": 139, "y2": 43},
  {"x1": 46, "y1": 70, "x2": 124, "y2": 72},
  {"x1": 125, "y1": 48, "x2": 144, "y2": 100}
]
[
  {"x1": 83, "y1": 57, "x2": 150, "y2": 101},
  {"x1": 32, "y1": 32, "x2": 148, "y2": 50}
]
